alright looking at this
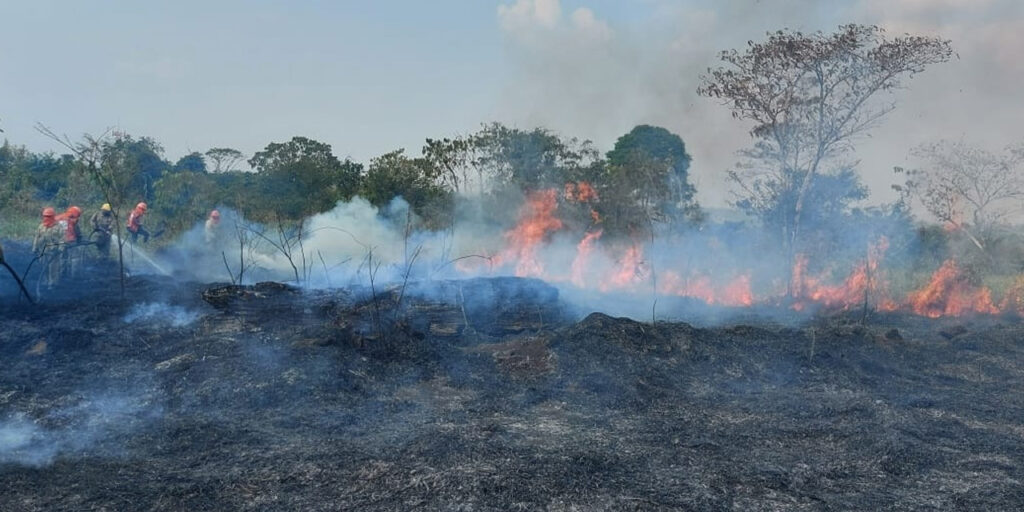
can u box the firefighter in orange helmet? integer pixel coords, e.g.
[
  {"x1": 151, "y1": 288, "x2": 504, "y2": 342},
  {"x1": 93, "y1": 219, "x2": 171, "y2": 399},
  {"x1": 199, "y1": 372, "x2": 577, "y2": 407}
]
[
  {"x1": 55, "y1": 206, "x2": 84, "y2": 278},
  {"x1": 127, "y1": 202, "x2": 150, "y2": 243},
  {"x1": 32, "y1": 207, "x2": 64, "y2": 288},
  {"x1": 204, "y1": 209, "x2": 222, "y2": 245}
]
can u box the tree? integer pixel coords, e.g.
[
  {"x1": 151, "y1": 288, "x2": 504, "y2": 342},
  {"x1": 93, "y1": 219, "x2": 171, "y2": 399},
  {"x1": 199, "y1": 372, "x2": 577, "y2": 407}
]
[
  {"x1": 205, "y1": 147, "x2": 246, "y2": 173},
  {"x1": 603, "y1": 125, "x2": 700, "y2": 229},
  {"x1": 895, "y1": 140, "x2": 1024, "y2": 255},
  {"x1": 248, "y1": 136, "x2": 362, "y2": 220},
  {"x1": 173, "y1": 152, "x2": 207, "y2": 173},
  {"x1": 362, "y1": 149, "x2": 452, "y2": 228},
  {"x1": 247, "y1": 137, "x2": 363, "y2": 284},
  {"x1": 36, "y1": 126, "x2": 157, "y2": 299},
  {"x1": 153, "y1": 170, "x2": 218, "y2": 235},
  {"x1": 422, "y1": 137, "x2": 472, "y2": 193},
  {"x1": 469, "y1": 123, "x2": 598, "y2": 193},
  {"x1": 698, "y1": 25, "x2": 952, "y2": 258}
]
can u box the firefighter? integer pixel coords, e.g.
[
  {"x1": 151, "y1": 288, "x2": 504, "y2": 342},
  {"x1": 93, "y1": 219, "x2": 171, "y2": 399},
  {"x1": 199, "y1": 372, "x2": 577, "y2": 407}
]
[
  {"x1": 57, "y1": 206, "x2": 83, "y2": 244},
  {"x1": 32, "y1": 207, "x2": 63, "y2": 287},
  {"x1": 127, "y1": 202, "x2": 150, "y2": 243},
  {"x1": 90, "y1": 203, "x2": 116, "y2": 258},
  {"x1": 56, "y1": 206, "x2": 84, "y2": 277},
  {"x1": 204, "y1": 209, "x2": 221, "y2": 245}
]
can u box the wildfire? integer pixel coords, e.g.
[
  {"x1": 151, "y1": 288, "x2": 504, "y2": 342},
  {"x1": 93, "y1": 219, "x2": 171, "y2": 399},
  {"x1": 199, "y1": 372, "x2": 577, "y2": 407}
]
[
  {"x1": 493, "y1": 189, "x2": 563, "y2": 277},
  {"x1": 564, "y1": 182, "x2": 598, "y2": 203},
  {"x1": 570, "y1": 230, "x2": 602, "y2": 288},
  {"x1": 604, "y1": 245, "x2": 647, "y2": 290},
  {"x1": 907, "y1": 260, "x2": 998, "y2": 318},
  {"x1": 659, "y1": 272, "x2": 753, "y2": 306},
  {"x1": 460, "y1": 187, "x2": 1024, "y2": 319}
]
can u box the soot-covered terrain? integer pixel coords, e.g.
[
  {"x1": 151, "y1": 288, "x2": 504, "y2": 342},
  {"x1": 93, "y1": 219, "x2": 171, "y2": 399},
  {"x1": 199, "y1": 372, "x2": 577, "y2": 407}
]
[{"x1": 1, "y1": 270, "x2": 1023, "y2": 511}]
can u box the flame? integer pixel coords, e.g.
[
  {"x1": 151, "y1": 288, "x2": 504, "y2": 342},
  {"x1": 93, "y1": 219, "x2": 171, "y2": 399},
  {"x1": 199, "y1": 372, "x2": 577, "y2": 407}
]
[
  {"x1": 493, "y1": 189, "x2": 563, "y2": 277},
  {"x1": 659, "y1": 272, "x2": 753, "y2": 306},
  {"x1": 790, "y1": 237, "x2": 893, "y2": 311},
  {"x1": 570, "y1": 229, "x2": 602, "y2": 288},
  {"x1": 604, "y1": 244, "x2": 647, "y2": 290},
  {"x1": 907, "y1": 260, "x2": 998, "y2": 318},
  {"x1": 564, "y1": 182, "x2": 598, "y2": 202},
  {"x1": 999, "y1": 275, "x2": 1024, "y2": 315},
  {"x1": 458, "y1": 188, "x2": 1024, "y2": 318}
]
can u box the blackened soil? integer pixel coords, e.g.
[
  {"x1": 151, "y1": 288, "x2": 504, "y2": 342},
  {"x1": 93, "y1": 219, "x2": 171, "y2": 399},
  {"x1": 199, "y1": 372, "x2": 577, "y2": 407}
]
[{"x1": 0, "y1": 276, "x2": 1023, "y2": 511}]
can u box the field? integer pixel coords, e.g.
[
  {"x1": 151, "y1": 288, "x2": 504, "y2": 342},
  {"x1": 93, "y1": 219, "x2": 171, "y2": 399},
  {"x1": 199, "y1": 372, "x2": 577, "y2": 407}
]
[{"x1": 1, "y1": 257, "x2": 1023, "y2": 510}]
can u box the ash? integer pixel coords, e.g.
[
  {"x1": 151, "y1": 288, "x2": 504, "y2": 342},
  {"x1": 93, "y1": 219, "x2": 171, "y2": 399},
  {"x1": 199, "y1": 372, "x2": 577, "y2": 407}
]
[{"x1": 1, "y1": 275, "x2": 1022, "y2": 511}]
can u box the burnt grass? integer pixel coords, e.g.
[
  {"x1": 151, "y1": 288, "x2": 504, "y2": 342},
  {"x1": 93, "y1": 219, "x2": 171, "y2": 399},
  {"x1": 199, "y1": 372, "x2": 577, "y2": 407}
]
[{"x1": 1, "y1": 272, "x2": 1024, "y2": 510}]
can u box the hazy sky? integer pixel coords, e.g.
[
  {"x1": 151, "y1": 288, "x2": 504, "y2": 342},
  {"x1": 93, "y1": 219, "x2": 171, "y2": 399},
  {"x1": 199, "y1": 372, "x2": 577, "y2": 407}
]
[{"x1": 2, "y1": 0, "x2": 1022, "y2": 206}]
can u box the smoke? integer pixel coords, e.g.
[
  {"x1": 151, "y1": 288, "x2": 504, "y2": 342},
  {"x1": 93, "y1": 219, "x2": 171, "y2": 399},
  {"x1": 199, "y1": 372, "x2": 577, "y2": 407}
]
[
  {"x1": 494, "y1": 0, "x2": 1024, "y2": 210},
  {"x1": 123, "y1": 302, "x2": 200, "y2": 327},
  {"x1": 0, "y1": 392, "x2": 161, "y2": 467}
]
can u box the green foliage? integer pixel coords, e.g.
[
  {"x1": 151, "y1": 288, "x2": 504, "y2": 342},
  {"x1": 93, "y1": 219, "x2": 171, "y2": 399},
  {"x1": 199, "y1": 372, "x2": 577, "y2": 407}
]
[
  {"x1": 422, "y1": 137, "x2": 471, "y2": 193},
  {"x1": 598, "y1": 125, "x2": 700, "y2": 234},
  {"x1": 470, "y1": 123, "x2": 598, "y2": 192},
  {"x1": 153, "y1": 170, "x2": 218, "y2": 235},
  {"x1": 362, "y1": 149, "x2": 452, "y2": 229},
  {"x1": 174, "y1": 152, "x2": 207, "y2": 173},
  {"x1": 248, "y1": 136, "x2": 362, "y2": 221},
  {"x1": 205, "y1": 147, "x2": 246, "y2": 173}
]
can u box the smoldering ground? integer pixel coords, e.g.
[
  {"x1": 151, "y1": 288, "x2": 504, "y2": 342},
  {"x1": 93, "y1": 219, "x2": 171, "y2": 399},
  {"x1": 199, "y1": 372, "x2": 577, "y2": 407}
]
[
  {"x1": 136, "y1": 185, "x2": 919, "y2": 327},
  {"x1": 2, "y1": 270, "x2": 1024, "y2": 510}
]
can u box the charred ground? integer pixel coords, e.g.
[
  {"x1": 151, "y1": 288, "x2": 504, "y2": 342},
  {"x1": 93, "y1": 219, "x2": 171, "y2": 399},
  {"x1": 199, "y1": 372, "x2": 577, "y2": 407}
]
[{"x1": 1, "y1": 267, "x2": 1023, "y2": 510}]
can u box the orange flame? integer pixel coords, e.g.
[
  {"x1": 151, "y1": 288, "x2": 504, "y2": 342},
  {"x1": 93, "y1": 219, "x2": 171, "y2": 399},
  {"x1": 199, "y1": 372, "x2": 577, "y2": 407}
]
[
  {"x1": 493, "y1": 189, "x2": 563, "y2": 277},
  {"x1": 790, "y1": 237, "x2": 893, "y2": 311},
  {"x1": 459, "y1": 188, "x2": 1024, "y2": 318},
  {"x1": 908, "y1": 260, "x2": 998, "y2": 318},
  {"x1": 570, "y1": 229, "x2": 603, "y2": 288},
  {"x1": 564, "y1": 182, "x2": 598, "y2": 202}
]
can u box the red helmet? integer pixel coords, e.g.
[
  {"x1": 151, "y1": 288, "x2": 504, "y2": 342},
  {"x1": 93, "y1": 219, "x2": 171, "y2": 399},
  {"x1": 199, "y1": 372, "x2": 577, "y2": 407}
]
[
  {"x1": 136, "y1": 202, "x2": 148, "y2": 212},
  {"x1": 67, "y1": 206, "x2": 82, "y2": 218},
  {"x1": 42, "y1": 207, "x2": 56, "y2": 218},
  {"x1": 210, "y1": 210, "x2": 221, "y2": 219}
]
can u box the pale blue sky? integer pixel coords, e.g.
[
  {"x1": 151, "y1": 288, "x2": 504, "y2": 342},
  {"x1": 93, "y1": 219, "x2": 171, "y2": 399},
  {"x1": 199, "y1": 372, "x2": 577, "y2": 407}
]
[{"x1": 2, "y1": 0, "x2": 1022, "y2": 205}]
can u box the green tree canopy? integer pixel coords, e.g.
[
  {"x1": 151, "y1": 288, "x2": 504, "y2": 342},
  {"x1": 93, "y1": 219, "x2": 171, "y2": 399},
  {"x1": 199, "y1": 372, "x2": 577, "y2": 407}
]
[
  {"x1": 362, "y1": 149, "x2": 452, "y2": 228},
  {"x1": 248, "y1": 136, "x2": 362, "y2": 220}
]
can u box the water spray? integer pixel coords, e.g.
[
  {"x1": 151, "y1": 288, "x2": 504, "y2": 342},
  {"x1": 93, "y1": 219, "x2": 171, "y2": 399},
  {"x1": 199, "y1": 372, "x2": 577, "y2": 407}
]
[{"x1": 113, "y1": 235, "x2": 171, "y2": 276}]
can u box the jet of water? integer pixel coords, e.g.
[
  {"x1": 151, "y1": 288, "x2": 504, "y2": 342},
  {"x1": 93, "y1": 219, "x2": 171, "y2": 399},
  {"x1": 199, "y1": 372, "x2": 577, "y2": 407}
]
[{"x1": 112, "y1": 234, "x2": 170, "y2": 276}]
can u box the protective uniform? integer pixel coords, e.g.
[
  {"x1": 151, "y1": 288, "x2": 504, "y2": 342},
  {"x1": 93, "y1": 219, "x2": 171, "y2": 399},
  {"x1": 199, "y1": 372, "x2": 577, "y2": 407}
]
[
  {"x1": 57, "y1": 206, "x2": 84, "y2": 277},
  {"x1": 32, "y1": 208, "x2": 63, "y2": 287},
  {"x1": 204, "y1": 210, "x2": 221, "y2": 245},
  {"x1": 91, "y1": 204, "x2": 116, "y2": 259},
  {"x1": 127, "y1": 202, "x2": 150, "y2": 243}
]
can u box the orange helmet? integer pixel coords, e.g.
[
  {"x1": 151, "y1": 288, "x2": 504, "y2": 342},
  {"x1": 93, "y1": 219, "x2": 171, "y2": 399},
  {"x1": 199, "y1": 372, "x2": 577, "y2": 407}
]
[
  {"x1": 67, "y1": 206, "x2": 82, "y2": 218},
  {"x1": 210, "y1": 210, "x2": 220, "y2": 219},
  {"x1": 42, "y1": 207, "x2": 56, "y2": 218},
  {"x1": 136, "y1": 202, "x2": 148, "y2": 212}
]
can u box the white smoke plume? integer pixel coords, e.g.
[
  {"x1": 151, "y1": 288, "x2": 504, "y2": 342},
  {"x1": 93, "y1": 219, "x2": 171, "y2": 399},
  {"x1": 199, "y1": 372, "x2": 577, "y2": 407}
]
[
  {"x1": 494, "y1": 0, "x2": 1024, "y2": 211},
  {"x1": 0, "y1": 393, "x2": 161, "y2": 467},
  {"x1": 123, "y1": 302, "x2": 200, "y2": 328}
]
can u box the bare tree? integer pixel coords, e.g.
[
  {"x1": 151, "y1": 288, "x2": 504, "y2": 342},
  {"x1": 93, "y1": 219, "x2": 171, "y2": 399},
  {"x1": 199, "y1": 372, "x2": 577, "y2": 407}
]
[
  {"x1": 248, "y1": 215, "x2": 309, "y2": 285},
  {"x1": 896, "y1": 141, "x2": 1024, "y2": 254},
  {"x1": 222, "y1": 215, "x2": 264, "y2": 285},
  {"x1": 36, "y1": 125, "x2": 136, "y2": 299},
  {"x1": 698, "y1": 25, "x2": 952, "y2": 269}
]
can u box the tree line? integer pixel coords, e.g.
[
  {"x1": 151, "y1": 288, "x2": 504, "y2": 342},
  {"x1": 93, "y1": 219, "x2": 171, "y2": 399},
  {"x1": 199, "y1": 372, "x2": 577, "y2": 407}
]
[{"x1": 3, "y1": 24, "x2": 1022, "y2": 289}]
